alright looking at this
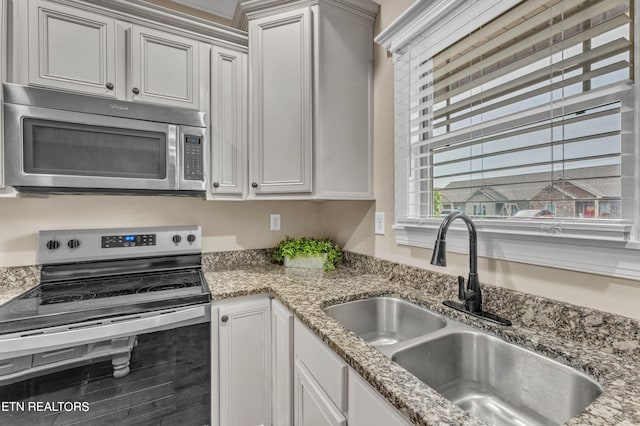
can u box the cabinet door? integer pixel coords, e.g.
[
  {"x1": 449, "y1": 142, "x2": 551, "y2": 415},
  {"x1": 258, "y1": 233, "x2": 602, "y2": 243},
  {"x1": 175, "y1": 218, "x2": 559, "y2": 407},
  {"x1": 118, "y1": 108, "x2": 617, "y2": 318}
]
[
  {"x1": 348, "y1": 369, "x2": 411, "y2": 426},
  {"x1": 210, "y1": 306, "x2": 220, "y2": 426},
  {"x1": 28, "y1": 0, "x2": 117, "y2": 97},
  {"x1": 294, "y1": 359, "x2": 347, "y2": 426},
  {"x1": 218, "y1": 298, "x2": 270, "y2": 426},
  {"x1": 210, "y1": 46, "x2": 247, "y2": 197},
  {"x1": 249, "y1": 8, "x2": 312, "y2": 194},
  {"x1": 271, "y1": 300, "x2": 293, "y2": 426},
  {"x1": 130, "y1": 26, "x2": 199, "y2": 109}
]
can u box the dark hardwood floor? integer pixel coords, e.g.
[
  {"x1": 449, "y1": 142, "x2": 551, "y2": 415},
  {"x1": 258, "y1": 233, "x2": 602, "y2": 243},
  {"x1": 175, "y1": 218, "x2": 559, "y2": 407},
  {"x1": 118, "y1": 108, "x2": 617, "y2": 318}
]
[{"x1": 0, "y1": 322, "x2": 211, "y2": 426}]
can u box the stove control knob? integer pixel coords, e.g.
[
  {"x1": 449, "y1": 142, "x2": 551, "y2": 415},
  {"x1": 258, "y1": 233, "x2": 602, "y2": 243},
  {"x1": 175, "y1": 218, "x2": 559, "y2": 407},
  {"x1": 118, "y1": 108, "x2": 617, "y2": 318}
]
[
  {"x1": 46, "y1": 240, "x2": 60, "y2": 250},
  {"x1": 67, "y1": 239, "x2": 81, "y2": 249},
  {"x1": 172, "y1": 235, "x2": 182, "y2": 244},
  {"x1": 187, "y1": 234, "x2": 196, "y2": 243}
]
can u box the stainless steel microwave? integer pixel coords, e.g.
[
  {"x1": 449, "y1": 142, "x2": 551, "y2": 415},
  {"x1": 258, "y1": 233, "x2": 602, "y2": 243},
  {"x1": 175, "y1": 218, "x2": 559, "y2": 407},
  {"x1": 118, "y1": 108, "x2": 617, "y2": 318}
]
[{"x1": 2, "y1": 83, "x2": 206, "y2": 196}]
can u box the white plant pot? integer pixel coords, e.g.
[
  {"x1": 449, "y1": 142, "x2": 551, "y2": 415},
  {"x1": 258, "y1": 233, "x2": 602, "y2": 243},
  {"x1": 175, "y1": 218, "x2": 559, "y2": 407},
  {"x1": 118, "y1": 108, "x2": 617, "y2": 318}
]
[{"x1": 284, "y1": 253, "x2": 327, "y2": 269}]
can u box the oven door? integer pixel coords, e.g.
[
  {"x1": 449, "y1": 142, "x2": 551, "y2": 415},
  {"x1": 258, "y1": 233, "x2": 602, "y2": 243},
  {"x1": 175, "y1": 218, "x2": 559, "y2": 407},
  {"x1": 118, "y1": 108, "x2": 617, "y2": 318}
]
[
  {"x1": 4, "y1": 103, "x2": 177, "y2": 191},
  {"x1": 0, "y1": 306, "x2": 211, "y2": 425}
]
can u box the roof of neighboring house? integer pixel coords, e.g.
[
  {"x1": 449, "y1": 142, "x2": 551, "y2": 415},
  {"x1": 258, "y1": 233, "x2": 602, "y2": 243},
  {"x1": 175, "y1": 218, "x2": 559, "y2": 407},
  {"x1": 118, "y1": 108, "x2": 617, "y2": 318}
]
[
  {"x1": 439, "y1": 165, "x2": 620, "y2": 203},
  {"x1": 463, "y1": 187, "x2": 509, "y2": 202}
]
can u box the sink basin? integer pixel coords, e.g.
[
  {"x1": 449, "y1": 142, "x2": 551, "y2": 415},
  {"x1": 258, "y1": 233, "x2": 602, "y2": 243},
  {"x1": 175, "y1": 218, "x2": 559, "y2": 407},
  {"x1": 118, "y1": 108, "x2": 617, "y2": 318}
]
[
  {"x1": 322, "y1": 297, "x2": 447, "y2": 346},
  {"x1": 391, "y1": 331, "x2": 603, "y2": 426}
]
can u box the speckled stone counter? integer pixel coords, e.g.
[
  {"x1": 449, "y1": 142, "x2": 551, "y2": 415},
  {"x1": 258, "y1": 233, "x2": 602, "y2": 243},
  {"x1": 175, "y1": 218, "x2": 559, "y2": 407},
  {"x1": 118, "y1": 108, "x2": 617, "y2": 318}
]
[
  {"x1": 203, "y1": 251, "x2": 640, "y2": 426},
  {"x1": 1, "y1": 251, "x2": 639, "y2": 425},
  {"x1": 0, "y1": 265, "x2": 40, "y2": 305}
]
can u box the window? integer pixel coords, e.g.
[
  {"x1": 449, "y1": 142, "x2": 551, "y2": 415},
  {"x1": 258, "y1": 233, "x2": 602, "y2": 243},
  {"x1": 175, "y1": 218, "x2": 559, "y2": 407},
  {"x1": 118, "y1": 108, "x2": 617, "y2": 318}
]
[
  {"x1": 395, "y1": 0, "x2": 633, "y2": 223},
  {"x1": 377, "y1": 0, "x2": 640, "y2": 279}
]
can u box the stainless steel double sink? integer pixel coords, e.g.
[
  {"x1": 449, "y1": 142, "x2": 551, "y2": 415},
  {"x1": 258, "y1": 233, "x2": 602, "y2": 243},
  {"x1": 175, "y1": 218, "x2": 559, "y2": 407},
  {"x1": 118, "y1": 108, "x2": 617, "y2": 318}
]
[{"x1": 323, "y1": 297, "x2": 602, "y2": 426}]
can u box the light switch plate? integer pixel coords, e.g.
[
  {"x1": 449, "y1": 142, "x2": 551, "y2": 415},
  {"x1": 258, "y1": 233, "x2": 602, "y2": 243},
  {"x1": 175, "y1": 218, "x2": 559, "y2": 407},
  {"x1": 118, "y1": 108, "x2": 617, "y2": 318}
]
[
  {"x1": 375, "y1": 212, "x2": 385, "y2": 235},
  {"x1": 270, "y1": 214, "x2": 281, "y2": 231}
]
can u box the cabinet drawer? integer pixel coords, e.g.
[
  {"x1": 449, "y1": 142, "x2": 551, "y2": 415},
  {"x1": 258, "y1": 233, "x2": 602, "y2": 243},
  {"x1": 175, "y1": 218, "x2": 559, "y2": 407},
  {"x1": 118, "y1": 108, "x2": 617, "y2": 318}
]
[
  {"x1": 32, "y1": 345, "x2": 86, "y2": 367},
  {"x1": 294, "y1": 318, "x2": 347, "y2": 411},
  {"x1": 0, "y1": 356, "x2": 32, "y2": 376}
]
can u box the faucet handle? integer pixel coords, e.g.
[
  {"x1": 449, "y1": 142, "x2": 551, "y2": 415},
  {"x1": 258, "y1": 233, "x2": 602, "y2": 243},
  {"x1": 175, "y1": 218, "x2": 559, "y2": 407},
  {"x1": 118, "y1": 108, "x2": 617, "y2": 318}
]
[{"x1": 457, "y1": 276, "x2": 466, "y2": 300}]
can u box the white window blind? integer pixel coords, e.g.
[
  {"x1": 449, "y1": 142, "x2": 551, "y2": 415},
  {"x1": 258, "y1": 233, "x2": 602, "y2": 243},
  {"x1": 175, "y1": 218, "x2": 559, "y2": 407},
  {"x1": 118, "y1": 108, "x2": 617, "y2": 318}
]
[{"x1": 395, "y1": 0, "x2": 634, "y2": 223}]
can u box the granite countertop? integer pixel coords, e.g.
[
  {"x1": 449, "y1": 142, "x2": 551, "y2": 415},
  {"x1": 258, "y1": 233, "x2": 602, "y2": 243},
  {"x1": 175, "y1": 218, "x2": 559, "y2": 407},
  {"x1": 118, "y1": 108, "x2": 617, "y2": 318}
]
[
  {"x1": 1, "y1": 250, "x2": 639, "y2": 425},
  {"x1": 0, "y1": 265, "x2": 40, "y2": 306},
  {"x1": 203, "y1": 252, "x2": 640, "y2": 426}
]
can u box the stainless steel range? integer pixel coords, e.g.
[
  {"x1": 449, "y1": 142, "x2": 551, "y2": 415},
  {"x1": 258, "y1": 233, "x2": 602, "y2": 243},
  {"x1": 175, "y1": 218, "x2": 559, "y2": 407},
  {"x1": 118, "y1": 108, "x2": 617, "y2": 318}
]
[{"x1": 0, "y1": 226, "x2": 211, "y2": 425}]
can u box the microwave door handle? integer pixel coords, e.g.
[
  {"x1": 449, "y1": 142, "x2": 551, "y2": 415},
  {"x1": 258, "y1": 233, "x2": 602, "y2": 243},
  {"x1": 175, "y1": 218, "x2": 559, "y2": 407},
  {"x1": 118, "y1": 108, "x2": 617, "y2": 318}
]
[
  {"x1": 0, "y1": 306, "x2": 205, "y2": 361},
  {"x1": 168, "y1": 124, "x2": 179, "y2": 190}
]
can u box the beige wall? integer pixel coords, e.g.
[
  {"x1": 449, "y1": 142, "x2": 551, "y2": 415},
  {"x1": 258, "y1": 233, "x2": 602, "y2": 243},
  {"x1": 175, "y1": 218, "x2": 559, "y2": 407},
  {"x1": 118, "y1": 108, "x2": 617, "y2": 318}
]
[
  {"x1": 0, "y1": 197, "x2": 324, "y2": 267},
  {"x1": 319, "y1": 0, "x2": 640, "y2": 321}
]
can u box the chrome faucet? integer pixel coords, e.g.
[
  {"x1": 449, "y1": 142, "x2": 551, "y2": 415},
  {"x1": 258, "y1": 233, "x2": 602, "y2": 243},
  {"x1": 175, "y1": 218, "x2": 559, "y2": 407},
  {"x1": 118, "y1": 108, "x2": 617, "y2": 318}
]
[
  {"x1": 431, "y1": 211, "x2": 482, "y2": 313},
  {"x1": 430, "y1": 212, "x2": 511, "y2": 325}
]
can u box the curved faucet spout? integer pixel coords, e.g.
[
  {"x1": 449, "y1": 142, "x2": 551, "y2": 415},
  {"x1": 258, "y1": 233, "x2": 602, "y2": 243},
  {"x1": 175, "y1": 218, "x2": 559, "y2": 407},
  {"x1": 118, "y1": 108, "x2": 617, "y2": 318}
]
[{"x1": 431, "y1": 211, "x2": 482, "y2": 313}]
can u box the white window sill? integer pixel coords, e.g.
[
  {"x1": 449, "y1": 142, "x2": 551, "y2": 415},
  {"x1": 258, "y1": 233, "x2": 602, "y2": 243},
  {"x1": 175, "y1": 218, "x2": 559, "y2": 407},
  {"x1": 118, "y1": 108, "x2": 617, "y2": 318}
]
[{"x1": 393, "y1": 219, "x2": 640, "y2": 280}]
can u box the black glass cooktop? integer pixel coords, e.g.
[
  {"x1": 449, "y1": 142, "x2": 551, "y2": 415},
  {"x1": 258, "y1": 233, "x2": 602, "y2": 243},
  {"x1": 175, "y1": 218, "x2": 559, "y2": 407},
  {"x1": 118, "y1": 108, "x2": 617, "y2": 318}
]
[
  {"x1": 38, "y1": 270, "x2": 203, "y2": 305},
  {"x1": 0, "y1": 269, "x2": 210, "y2": 335}
]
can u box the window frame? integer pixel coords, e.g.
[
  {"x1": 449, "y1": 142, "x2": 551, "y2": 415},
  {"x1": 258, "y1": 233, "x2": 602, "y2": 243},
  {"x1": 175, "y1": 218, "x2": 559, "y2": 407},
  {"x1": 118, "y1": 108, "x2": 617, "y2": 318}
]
[{"x1": 376, "y1": 0, "x2": 640, "y2": 280}]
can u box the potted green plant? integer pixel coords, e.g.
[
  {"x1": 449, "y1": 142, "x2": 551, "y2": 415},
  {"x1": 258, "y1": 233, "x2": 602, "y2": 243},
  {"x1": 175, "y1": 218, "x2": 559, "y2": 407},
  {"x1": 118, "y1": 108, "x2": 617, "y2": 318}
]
[{"x1": 272, "y1": 237, "x2": 343, "y2": 271}]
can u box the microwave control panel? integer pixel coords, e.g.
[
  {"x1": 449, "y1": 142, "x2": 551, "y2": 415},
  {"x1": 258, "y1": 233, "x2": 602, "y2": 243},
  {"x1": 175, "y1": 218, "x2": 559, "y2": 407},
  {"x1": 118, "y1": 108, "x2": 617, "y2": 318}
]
[{"x1": 183, "y1": 135, "x2": 203, "y2": 181}]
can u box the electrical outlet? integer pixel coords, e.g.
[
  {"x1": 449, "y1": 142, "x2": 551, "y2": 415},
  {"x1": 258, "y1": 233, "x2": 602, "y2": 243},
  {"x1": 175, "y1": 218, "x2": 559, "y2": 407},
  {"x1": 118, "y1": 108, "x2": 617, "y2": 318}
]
[
  {"x1": 375, "y1": 212, "x2": 385, "y2": 235},
  {"x1": 270, "y1": 214, "x2": 281, "y2": 231}
]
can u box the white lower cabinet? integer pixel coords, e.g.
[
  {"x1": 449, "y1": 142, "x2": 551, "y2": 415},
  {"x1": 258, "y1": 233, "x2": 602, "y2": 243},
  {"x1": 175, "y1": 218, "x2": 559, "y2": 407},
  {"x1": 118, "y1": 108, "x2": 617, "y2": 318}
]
[
  {"x1": 294, "y1": 359, "x2": 347, "y2": 426},
  {"x1": 348, "y1": 368, "x2": 412, "y2": 426},
  {"x1": 293, "y1": 318, "x2": 348, "y2": 425},
  {"x1": 271, "y1": 300, "x2": 293, "y2": 426},
  {"x1": 216, "y1": 297, "x2": 271, "y2": 426},
  {"x1": 212, "y1": 298, "x2": 410, "y2": 426}
]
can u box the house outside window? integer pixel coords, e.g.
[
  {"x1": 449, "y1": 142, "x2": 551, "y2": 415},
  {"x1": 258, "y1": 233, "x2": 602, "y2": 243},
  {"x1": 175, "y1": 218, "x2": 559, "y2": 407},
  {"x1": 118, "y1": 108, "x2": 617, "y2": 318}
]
[{"x1": 376, "y1": 0, "x2": 640, "y2": 279}]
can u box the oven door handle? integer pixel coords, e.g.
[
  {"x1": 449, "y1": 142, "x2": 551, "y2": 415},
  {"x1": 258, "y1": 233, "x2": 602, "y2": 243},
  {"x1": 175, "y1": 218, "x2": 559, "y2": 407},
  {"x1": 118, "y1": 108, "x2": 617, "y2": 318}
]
[{"x1": 0, "y1": 306, "x2": 206, "y2": 361}]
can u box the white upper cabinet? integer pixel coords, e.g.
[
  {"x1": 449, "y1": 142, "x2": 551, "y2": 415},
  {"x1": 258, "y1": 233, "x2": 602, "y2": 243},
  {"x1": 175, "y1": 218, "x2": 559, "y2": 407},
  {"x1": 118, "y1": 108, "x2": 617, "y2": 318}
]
[
  {"x1": 248, "y1": 7, "x2": 312, "y2": 194},
  {"x1": 24, "y1": 0, "x2": 202, "y2": 109},
  {"x1": 130, "y1": 26, "x2": 199, "y2": 109},
  {"x1": 209, "y1": 45, "x2": 247, "y2": 198},
  {"x1": 238, "y1": 0, "x2": 378, "y2": 199},
  {"x1": 312, "y1": 3, "x2": 375, "y2": 199},
  {"x1": 28, "y1": 0, "x2": 117, "y2": 97}
]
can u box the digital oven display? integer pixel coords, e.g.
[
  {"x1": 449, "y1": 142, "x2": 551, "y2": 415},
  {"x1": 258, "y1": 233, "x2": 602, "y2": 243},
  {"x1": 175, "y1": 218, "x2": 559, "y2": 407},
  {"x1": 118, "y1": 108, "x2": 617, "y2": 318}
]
[{"x1": 101, "y1": 234, "x2": 156, "y2": 248}]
